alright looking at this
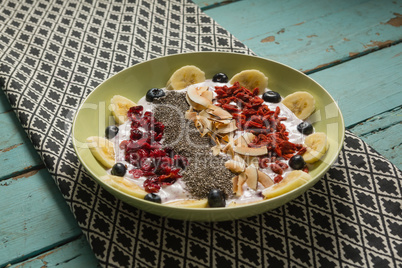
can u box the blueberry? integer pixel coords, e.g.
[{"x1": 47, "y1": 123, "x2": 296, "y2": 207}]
[
  {"x1": 146, "y1": 88, "x2": 165, "y2": 102},
  {"x1": 288, "y1": 155, "x2": 306, "y2": 170},
  {"x1": 208, "y1": 189, "x2": 226, "y2": 208},
  {"x1": 297, "y1": 122, "x2": 313, "y2": 135},
  {"x1": 111, "y1": 163, "x2": 126, "y2": 176},
  {"x1": 262, "y1": 91, "x2": 281, "y2": 103},
  {"x1": 144, "y1": 193, "x2": 162, "y2": 203},
  {"x1": 105, "y1": 125, "x2": 119, "y2": 139},
  {"x1": 212, "y1": 73, "x2": 228, "y2": 83}
]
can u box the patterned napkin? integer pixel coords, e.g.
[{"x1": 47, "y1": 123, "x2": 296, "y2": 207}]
[{"x1": 1, "y1": 1, "x2": 401, "y2": 267}]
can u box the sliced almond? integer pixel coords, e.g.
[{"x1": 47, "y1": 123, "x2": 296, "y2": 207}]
[
  {"x1": 257, "y1": 170, "x2": 274, "y2": 188},
  {"x1": 225, "y1": 159, "x2": 246, "y2": 173},
  {"x1": 236, "y1": 172, "x2": 247, "y2": 197},
  {"x1": 200, "y1": 90, "x2": 213, "y2": 103},
  {"x1": 232, "y1": 176, "x2": 239, "y2": 193},
  {"x1": 212, "y1": 145, "x2": 221, "y2": 156},
  {"x1": 234, "y1": 132, "x2": 256, "y2": 147},
  {"x1": 233, "y1": 145, "x2": 267, "y2": 156},
  {"x1": 215, "y1": 120, "x2": 237, "y2": 134},
  {"x1": 187, "y1": 85, "x2": 212, "y2": 109},
  {"x1": 245, "y1": 165, "x2": 258, "y2": 190},
  {"x1": 186, "y1": 93, "x2": 205, "y2": 110},
  {"x1": 222, "y1": 142, "x2": 235, "y2": 158},
  {"x1": 196, "y1": 86, "x2": 209, "y2": 94},
  {"x1": 211, "y1": 136, "x2": 221, "y2": 156},
  {"x1": 206, "y1": 104, "x2": 232, "y2": 120},
  {"x1": 185, "y1": 110, "x2": 197, "y2": 121}
]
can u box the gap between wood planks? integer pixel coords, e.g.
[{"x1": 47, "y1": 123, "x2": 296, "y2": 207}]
[
  {"x1": 303, "y1": 40, "x2": 402, "y2": 75},
  {"x1": 3, "y1": 233, "x2": 85, "y2": 268},
  {"x1": 198, "y1": 0, "x2": 241, "y2": 11},
  {"x1": 347, "y1": 105, "x2": 402, "y2": 133},
  {"x1": 0, "y1": 164, "x2": 45, "y2": 183}
]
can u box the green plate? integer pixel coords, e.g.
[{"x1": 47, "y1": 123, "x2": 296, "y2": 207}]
[{"x1": 72, "y1": 52, "x2": 345, "y2": 221}]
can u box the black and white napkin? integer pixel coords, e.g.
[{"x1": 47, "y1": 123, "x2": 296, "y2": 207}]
[{"x1": 0, "y1": 0, "x2": 401, "y2": 267}]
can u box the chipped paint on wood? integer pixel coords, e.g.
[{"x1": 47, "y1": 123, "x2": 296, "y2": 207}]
[
  {"x1": 261, "y1": 36, "x2": 275, "y2": 43},
  {"x1": 1, "y1": 143, "x2": 23, "y2": 153},
  {"x1": 12, "y1": 170, "x2": 39, "y2": 180},
  {"x1": 386, "y1": 12, "x2": 402, "y2": 27},
  {"x1": 364, "y1": 40, "x2": 394, "y2": 48}
]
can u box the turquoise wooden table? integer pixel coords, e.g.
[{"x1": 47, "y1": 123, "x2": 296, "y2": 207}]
[{"x1": 1, "y1": 0, "x2": 401, "y2": 267}]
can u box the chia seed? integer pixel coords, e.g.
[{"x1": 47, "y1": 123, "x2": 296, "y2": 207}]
[{"x1": 153, "y1": 91, "x2": 234, "y2": 199}]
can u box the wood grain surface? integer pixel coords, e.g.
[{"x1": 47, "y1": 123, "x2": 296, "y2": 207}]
[{"x1": 1, "y1": 0, "x2": 400, "y2": 266}]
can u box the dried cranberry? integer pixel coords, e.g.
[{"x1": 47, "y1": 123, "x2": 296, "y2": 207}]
[
  {"x1": 143, "y1": 176, "x2": 160, "y2": 193},
  {"x1": 131, "y1": 119, "x2": 140, "y2": 128},
  {"x1": 130, "y1": 129, "x2": 143, "y2": 140},
  {"x1": 154, "y1": 165, "x2": 171, "y2": 175},
  {"x1": 149, "y1": 142, "x2": 161, "y2": 150},
  {"x1": 137, "y1": 149, "x2": 148, "y2": 159},
  {"x1": 140, "y1": 159, "x2": 155, "y2": 172},
  {"x1": 129, "y1": 169, "x2": 143, "y2": 178},
  {"x1": 149, "y1": 149, "x2": 166, "y2": 158},
  {"x1": 125, "y1": 140, "x2": 141, "y2": 153},
  {"x1": 143, "y1": 111, "x2": 153, "y2": 117},
  {"x1": 259, "y1": 157, "x2": 270, "y2": 168},
  {"x1": 274, "y1": 175, "x2": 283, "y2": 183},
  {"x1": 136, "y1": 139, "x2": 151, "y2": 150},
  {"x1": 119, "y1": 140, "x2": 129, "y2": 149},
  {"x1": 159, "y1": 174, "x2": 177, "y2": 186},
  {"x1": 128, "y1": 106, "x2": 143, "y2": 119},
  {"x1": 270, "y1": 163, "x2": 283, "y2": 175},
  {"x1": 153, "y1": 122, "x2": 165, "y2": 134}
]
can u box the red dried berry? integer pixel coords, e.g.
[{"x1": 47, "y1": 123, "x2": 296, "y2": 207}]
[
  {"x1": 119, "y1": 140, "x2": 129, "y2": 149},
  {"x1": 149, "y1": 149, "x2": 166, "y2": 158},
  {"x1": 143, "y1": 176, "x2": 160, "y2": 193},
  {"x1": 222, "y1": 104, "x2": 240, "y2": 113},
  {"x1": 130, "y1": 129, "x2": 143, "y2": 140},
  {"x1": 143, "y1": 111, "x2": 153, "y2": 117},
  {"x1": 259, "y1": 157, "x2": 270, "y2": 169},
  {"x1": 128, "y1": 106, "x2": 143, "y2": 119},
  {"x1": 270, "y1": 163, "x2": 283, "y2": 175},
  {"x1": 276, "y1": 161, "x2": 289, "y2": 170},
  {"x1": 129, "y1": 169, "x2": 143, "y2": 178},
  {"x1": 153, "y1": 122, "x2": 165, "y2": 134},
  {"x1": 274, "y1": 175, "x2": 283, "y2": 183}
]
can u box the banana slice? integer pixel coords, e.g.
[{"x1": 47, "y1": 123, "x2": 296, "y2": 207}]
[
  {"x1": 262, "y1": 170, "x2": 312, "y2": 199},
  {"x1": 229, "y1": 69, "x2": 268, "y2": 94},
  {"x1": 109, "y1": 95, "x2": 137, "y2": 124},
  {"x1": 164, "y1": 198, "x2": 208, "y2": 208},
  {"x1": 302, "y1": 132, "x2": 329, "y2": 163},
  {"x1": 86, "y1": 136, "x2": 115, "y2": 169},
  {"x1": 282, "y1": 91, "x2": 315, "y2": 120},
  {"x1": 166, "y1": 65, "x2": 206, "y2": 90},
  {"x1": 102, "y1": 175, "x2": 147, "y2": 199}
]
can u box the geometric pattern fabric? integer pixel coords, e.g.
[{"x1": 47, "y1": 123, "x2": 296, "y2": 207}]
[{"x1": 0, "y1": 1, "x2": 401, "y2": 267}]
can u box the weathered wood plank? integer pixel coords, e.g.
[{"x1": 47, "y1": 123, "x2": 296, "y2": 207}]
[
  {"x1": 308, "y1": 43, "x2": 402, "y2": 128},
  {"x1": 349, "y1": 106, "x2": 401, "y2": 170},
  {"x1": 8, "y1": 235, "x2": 100, "y2": 268},
  {"x1": 192, "y1": 0, "x2": 238, "y2": 10},
  {"x1": 201, "y1": 0, "x2": 402, "y2": 73},
  {"x1": 0, "y1": 170, "x2": 83, "y2": 267},
  {"x1": 0, "y1": 91, "x2": 43, "y2": 181},
  {"x1": 0, "y1": 110, "x2": 44, "y2": 181}
]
